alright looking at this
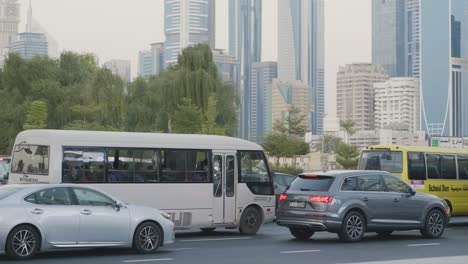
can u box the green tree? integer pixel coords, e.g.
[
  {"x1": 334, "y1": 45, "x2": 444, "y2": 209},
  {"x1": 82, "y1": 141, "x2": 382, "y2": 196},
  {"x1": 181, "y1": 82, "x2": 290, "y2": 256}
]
[
  {"x1": 23, "y1": 100, "x2": 48, "y2": 130},
  {"x1": 273, "y1": 106, "x2": 308, "y2": 137},
  {"x1": 335, "y1": 143, "x2": 360, "y2": 169},
  {"x1": 171, "y1": 98, "x2": 204, "y2": 134},
  {"x1": 201, "y1": 95, "x2": 226, "y2": 135},
  {"x1": 314, "y1": 134, "x2": 343, "y2": 154},
  {"x1": 340, "y1": 119, "x2": 356, "y2": 144},
  {"x1": 262, "y1": 133, "x2": 309, "y2": 167},
  {"x1": 270, "y1": 165, "x2": 303, "y2": 175}
]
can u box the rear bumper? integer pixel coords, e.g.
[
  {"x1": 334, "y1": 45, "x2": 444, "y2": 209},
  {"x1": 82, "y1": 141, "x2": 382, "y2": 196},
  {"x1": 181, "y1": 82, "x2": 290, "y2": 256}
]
[{"x1": 276, "y1": 211, "x2": 342, "y2": 232}]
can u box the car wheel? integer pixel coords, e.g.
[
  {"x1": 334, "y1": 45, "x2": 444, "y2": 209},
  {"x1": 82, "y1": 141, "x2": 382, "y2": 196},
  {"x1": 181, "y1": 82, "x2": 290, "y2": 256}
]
[
  {"x1": 200, "y1": 228, "x2": 216, "y2": 232},
  {"x1": 339, "y1": 211, "x2": 366, "y2": 242},
  {"x1": 289, "y1": 228, "x2": 314, "y2": 240},
  {"x1": 376, "y1": 231, "x2": 393, "y2": 237},
  {"x1": 134, "y1": 222, "x2": 162, "y2": 254},
  {"x1": 239, "y1": 207, "x2": 262, "y2": 235},
  {"x1": 420, "y1": 209, "x2": 446, "y2": 239},
  {"x1": 6, "y1": 225, "x2": 40, "y2": 260}
]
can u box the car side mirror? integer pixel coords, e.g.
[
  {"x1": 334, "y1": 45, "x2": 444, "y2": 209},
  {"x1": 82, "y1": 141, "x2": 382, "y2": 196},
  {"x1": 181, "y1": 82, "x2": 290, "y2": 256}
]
[
  {"x1": 408, "y1": 189, "x2": 416, "y2": 197},
  {"x1": 113, "y1": 201, "x2": 123, "y2": 211}
]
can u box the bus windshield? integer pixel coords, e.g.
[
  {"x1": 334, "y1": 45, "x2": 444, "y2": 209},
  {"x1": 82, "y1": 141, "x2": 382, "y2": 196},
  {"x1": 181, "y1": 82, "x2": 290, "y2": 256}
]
[{"x1": 359, "y1": 151, "x2": 403, "y2": 173}]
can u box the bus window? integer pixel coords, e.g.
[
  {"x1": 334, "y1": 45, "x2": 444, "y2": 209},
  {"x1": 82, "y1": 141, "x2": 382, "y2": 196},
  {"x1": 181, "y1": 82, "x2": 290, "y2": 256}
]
[
  {"x1": 239, "y1": 151, "x2": 270, "y2": 183},
  {"x1": 161, "y1": 150, "x2": 210, "y2": 183},
  {"x1": 358, "y1": 151, "x2": 402, "y2": 173},
  {"x1": 440, "y1": 155, "x2": 456, "y2": 180},
  {"x1": 133, "y1": 150, "x2": 159, "y2": 183},
  {"x1": 12, "y1": 145, "x2": 49, "y2": 176},
  {"x1": 407, "y1": 152, "x2": 426, "y2": 180},
  {"x1": 426, "y1": 154, "x2": 441, "y2": 179},
  {"x1": 458, "y1": 155, "x2": 468, "y2": 180},
  {"x1": 108, "y1": 149, "x2": 134, "y2": 183},
  {"x1": 63, "y1": 148, "x2": 105, "y2": 183}
]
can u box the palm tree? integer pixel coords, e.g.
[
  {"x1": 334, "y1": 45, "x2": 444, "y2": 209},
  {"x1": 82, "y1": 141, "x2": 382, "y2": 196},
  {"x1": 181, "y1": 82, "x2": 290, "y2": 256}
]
[{"x1": 340, "y1": 119, "x2": 356, "y2": 144}]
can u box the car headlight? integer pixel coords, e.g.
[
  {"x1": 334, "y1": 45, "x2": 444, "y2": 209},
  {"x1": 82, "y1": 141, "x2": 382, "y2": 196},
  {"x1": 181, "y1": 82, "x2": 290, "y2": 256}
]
[{"x1": 161, "y1": 212, "x2": 171, "y2": 220}]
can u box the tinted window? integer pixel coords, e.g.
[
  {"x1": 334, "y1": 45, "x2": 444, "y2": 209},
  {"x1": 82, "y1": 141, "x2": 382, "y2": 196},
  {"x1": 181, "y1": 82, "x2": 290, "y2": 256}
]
[
  {"x1": 426, "y1": 154, "x2": 441, "y2": 179},
  {"x1": 108, "y1": 149, "x2": 133, "y2": 183},
  {"x1": 440, "y1": 155, "x2": 456, "y2": 180},
  {"x1": 213, "y1": 155, "x2": 222, "y2": 197},
  {"x1": 383, "y1": 176, "x2": 412, "y2": 193},
  {"x1": 226, "y1": 156, "x2": 235, "y2": 197},
  {"x1": 239, "y1": 151, "x2": 270, "y2": 183},
  {"x1": 359, "y1": 151, "x2": 403, "y2": 173},
  {"x1": 25, "y1": 188, "x2": 72, "y2": 205},
  {"x1": 72, "y1": 188, "x2": 114, "y2": 207},
  {"x1": 161, "y1": 150, "x2": 210, "y2": 183},
  {"x1": 11, "y1": 145, "x2": 49, "y2": 175},
  {"x1": 0, "y1": 160, "x2": 8, "y2": 181},
  {"x1": 341, "y1": 176, "x2": 358, "y2": 191},
  {"x1": 289, "y1": 176, "x2": 335, "y2": 192},
  {"x1": 133, "y1": 150, "x2": 159, "y2": 183},
  {"x1": 408, "y1": 152, "x2": 426, "y2": 180},
  {"x1": 457, "y1": 155, "x2": 468, "y2": 180},
  {"x1": 357, "y1": 175, "x2": 384, "y2": 191},
  {"x1": 63, "y1": 148, "x2": 106, "y2": 183}
]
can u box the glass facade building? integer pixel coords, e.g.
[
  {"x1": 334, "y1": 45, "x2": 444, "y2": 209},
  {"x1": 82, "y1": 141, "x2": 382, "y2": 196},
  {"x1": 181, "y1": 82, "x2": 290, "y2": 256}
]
[
  {"x1": 229, "y1": 0, "x2": 262, "y2": 139},
  {"x1": 8, "y1": 32, "x2": 48, "y2": 59}
]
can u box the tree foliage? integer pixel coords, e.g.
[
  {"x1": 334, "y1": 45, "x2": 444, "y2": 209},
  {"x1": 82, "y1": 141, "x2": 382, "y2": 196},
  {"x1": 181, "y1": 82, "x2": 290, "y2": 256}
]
[
  {"x1": 335, "y1": 143, "x2": 360, "y2": 169},
  {"x1": 23, "y1": 100, "x2": 48, "y2": 130},
  {"x1": 273, "y1": 106, "x2": 308, "y2": 137},
  {"x1": 313, "y1": 134, "x2": 343, "y2": 154}
]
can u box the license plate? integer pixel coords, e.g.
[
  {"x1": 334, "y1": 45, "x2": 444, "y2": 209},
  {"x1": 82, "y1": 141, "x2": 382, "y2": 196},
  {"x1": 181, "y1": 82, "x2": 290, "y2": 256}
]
[{"x1": 289, "y1": 201, "x2": 306, "y2": 208}]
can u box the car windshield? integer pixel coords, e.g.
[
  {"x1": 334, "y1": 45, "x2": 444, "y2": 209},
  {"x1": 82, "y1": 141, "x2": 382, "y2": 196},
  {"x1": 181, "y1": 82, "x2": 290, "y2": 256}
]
[
  {"x1": 359, "y1": 151, "x2": 403, "y2": 173},
  {"x1": 288, "y1": 175, "x2": 335, "y2": 192},
  {"x1": 0, "y1": 187, "x2": 21, "y2": 200}
]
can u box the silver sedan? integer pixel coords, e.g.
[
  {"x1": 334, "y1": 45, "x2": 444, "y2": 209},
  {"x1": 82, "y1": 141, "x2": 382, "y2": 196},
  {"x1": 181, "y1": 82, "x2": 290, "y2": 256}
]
[{"x1": 0, "y1": 184, "x2": 175, "y2": 260}]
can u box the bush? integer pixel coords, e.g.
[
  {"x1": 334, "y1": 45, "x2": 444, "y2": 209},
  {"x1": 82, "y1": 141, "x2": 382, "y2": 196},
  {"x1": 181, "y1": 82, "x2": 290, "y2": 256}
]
[{"x1": 270, "y1": 165, "x2": 303, "y2": 176}]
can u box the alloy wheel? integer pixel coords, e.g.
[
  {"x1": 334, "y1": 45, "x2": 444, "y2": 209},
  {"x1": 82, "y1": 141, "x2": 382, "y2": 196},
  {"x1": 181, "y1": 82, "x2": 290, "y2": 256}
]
[
  {"x1": 12, "y1": 230, "x2": 36, "y2": 257},
  {"x1": 428, "y1": 212, "x2": 444, "y2": 236},
  {"x1": 138, "y1": 226, "x2": 160, "y2": 251},
  {"x1": 346, "y1": 215, "x2": 363, "y2": 239}
]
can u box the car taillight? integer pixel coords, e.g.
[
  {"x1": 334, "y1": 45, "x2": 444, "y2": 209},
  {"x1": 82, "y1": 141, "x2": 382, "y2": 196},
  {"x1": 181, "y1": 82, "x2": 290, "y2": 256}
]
[
  {"x1": 309, "y1": 196, "x2": 333, "y2": 203},
  {"x1": 279, "y1": 193, "x2": 287, "y2": 201}
]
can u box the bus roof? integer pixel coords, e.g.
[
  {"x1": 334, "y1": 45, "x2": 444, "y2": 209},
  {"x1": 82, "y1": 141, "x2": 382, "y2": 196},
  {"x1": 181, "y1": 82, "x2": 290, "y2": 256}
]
[
  {"x1": 15, "y1": 129, "x2": 263, "y2": 151},
  {"x1": 365, "y1": 145, "x2": 468, "y2": 155}
]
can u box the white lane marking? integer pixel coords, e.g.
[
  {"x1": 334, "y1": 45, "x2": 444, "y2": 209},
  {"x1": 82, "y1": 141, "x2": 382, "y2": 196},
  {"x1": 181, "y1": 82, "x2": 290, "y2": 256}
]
[
  {"x1": 407, "y1": 243, "x2": 440, "y2": 247},
  {"x1": 167, "y1": 247, "x2": 196, "y2": 251},
  {"x1": 123, "y1": 258, "x2": 173, "y2": 263},
  {"x1": 179, "y1": 237, "x2": 252, "y2": 242},
  {"x1": 335, "y1": 255, "x2": 468, "y2": 264},
  {"x1": 280, "y1": 249, "x2": 321, "y2": 254}
]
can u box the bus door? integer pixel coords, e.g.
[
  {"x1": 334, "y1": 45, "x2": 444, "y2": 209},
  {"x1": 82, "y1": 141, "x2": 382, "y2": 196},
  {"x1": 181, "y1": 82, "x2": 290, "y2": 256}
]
[{"x1": 212, "y1": 152, "x2": 237, "y2": 224}]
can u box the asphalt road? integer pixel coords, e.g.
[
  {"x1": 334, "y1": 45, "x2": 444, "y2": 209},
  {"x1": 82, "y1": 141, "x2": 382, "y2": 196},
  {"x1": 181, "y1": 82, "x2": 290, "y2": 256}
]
[{"x1": 1, "y1": 223, "x2": 467, "y2": 264}]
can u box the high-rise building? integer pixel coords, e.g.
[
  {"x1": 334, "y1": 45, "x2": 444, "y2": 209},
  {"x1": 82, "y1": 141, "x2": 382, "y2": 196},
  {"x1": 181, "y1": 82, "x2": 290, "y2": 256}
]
[
  {"x1": 250, "y1": 62, "x2": 277, "y2": 143},
  {"x1": 336, "y1": 63, "x2": 389, "y2": 131},
  {"x1": 25, "y1": 0, "x2": 59, "y2": 58},
  {"x1": 272, "y1": 79, "x2": 311, "y2": 133},
  {"x1": 229, "y1": 0, "x2": 262, "y2": 139},
  {"x1": 164, "y1": 0, "x2": 215, "y2": 66},
  {"x1": 8, "y1": 32, "x2": 48, "y2": 59},
  {"x1": 0, "y1": 0, "x2": 19, "y2": 64},
  {"x1": 372, "y1": 0, "x2": 405, "y2": 77},
  {"x1": 374, "y1": 77, "x2": 420, "y2": 132},
  {"x1": 277, "y1": 0, "x2": 325, "y2": 135},
  {"x1": 103, "y1": 60, "x2": 131, "y2": 82},
  {"x1": 212, "y1": 49, "x2": 240, "y2": 87},
  {"x1": 138, "y1": 42, "x2": 165, "y2": 79}
]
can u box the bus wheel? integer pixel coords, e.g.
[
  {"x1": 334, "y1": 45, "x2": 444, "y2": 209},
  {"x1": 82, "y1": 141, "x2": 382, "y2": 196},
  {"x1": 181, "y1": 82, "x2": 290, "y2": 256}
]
[{"x1": 239, "y1": 206, "x2": 262, "y2": 235}]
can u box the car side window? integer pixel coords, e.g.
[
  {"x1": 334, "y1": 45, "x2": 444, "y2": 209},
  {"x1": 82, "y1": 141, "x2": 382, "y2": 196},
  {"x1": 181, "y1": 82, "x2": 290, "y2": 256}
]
[
  {"x1": 72, "y1": 188, "x2": 115, "y2": 207},
  {"x1": 341, "y1": 176, "x2": 358, "y2": 191},
  {"x1": 357, "y1": 175, "x2": 384, "y2": 192},
  {"x1": 25, "y1": 187, "x2": 72, "y2": 206},
  {"x1": 383, "y1": 176, "x2": 412, "y2": 193}
]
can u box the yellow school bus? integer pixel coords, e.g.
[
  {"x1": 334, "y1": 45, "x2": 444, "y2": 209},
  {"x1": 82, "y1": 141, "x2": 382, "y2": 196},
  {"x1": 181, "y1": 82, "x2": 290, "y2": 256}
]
[{"x1": 358, "y1": 145, "x2": 468, "y2": 216}]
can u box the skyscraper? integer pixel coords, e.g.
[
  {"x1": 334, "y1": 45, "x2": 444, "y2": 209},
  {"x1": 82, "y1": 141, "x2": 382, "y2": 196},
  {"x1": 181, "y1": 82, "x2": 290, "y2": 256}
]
[
  {"x1": 8, "y1": 32, "x2": 48, "y2": 59},
  {"x1": 25, "y1": 0, "x2": 59, "y2": 58},
  {"x1": 138, "y1": 42, "x2": 165, "y2": 79},
  {"x1": 229, "y1": 0, "x2": 262, "y2": 139},
  {"x1": 164, "y1": 0, "x2": 215, "y2": 66},
  {"x1": 277, "y1": 0, "x2": 325, "y2": 135},
  {"x1": 336, "y1": 63, "x2": 389, "y2": 131},
  {"x1": 250, "y1": 62, "x2": 277, "y2": 143},
  {"x1": 212, "y1": 49, "x2": 240, "y2": 87},
  {"x1": 372, "y1": 0, "x2": 405, "y2": 77},
  {"x1": 103, "y1": 60, "x2": 132, "y2": 83},
  {"x1": 0, "y1": 0, "x2": 19, "y2": 65}
]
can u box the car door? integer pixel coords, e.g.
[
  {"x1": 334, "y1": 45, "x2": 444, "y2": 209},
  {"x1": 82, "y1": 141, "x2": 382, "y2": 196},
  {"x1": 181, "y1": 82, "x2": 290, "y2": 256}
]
[
  {"x1": 71, "y1": 187, "x2": 131, "y2": 245},
  {"x1": 23, "y1": 187, "x2": 79, "y2": 246},
  {"x1": 356, "y1": 175, "x2": 390, "y2": 225},
  {"x1": 383, "y1": 175, "x2": 423, "y2": 225}
]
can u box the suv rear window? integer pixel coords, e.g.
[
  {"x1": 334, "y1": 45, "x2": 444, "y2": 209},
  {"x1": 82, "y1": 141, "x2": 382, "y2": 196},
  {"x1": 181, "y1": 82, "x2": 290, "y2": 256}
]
[{"x1": 288, "y1": 175, "x2": 335, "y2": 191}]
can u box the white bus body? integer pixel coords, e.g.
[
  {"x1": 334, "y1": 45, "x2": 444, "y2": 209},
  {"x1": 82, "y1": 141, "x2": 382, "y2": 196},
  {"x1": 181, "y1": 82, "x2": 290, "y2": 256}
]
[{"x1": 8, "y1": 130, "x2": 275, "y2": 233}]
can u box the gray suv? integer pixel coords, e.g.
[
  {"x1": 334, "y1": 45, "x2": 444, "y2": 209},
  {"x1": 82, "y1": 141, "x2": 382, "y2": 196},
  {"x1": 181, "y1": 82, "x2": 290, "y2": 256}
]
[{"x1": 276, "y1": 170, "x2": 450, "y2": 242}]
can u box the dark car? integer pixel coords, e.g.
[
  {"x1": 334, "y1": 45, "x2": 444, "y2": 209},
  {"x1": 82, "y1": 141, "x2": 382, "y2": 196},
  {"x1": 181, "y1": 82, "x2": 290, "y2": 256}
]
[
  {"x1": 0, "y1": 156, "x2": 11, "y2": 184},
  {"x1": 276, "y1": 170, "x2": 450, "y2": 242}
]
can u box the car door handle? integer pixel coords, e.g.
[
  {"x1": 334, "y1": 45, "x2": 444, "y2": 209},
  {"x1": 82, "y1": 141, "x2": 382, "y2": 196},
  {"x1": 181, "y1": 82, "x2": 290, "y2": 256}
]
[
  {"x1": 393, "y1": 198, "x2": 400, "y2": 202},
  {"x1": 362, "y1": 197, "x2": 369, "y2": 202},
  {"x1": 80, "y1": 209, "x2": 92, "y2": 215},
  {"x1": 31, "y1": 208, "x2": 43, "y2": 215}
]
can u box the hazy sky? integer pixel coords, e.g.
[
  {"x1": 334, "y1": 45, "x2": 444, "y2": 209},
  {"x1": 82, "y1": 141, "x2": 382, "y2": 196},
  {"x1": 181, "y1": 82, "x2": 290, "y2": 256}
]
[{"x1": 18, "y1": 0, "x2": 371, "y2": 117}]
